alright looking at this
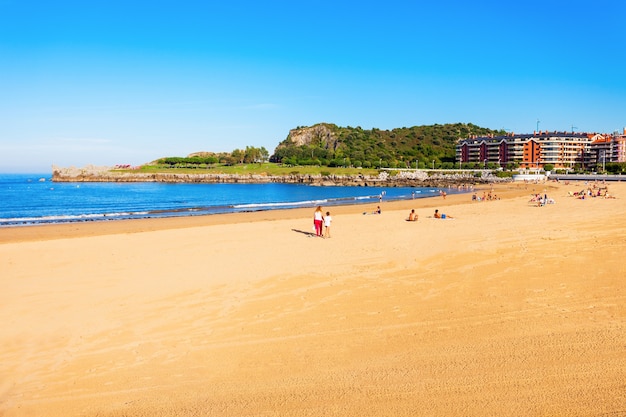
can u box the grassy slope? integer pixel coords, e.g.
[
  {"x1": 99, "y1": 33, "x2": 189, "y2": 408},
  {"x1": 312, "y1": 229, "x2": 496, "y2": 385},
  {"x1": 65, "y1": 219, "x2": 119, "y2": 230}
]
[{"x1": 132, "y1": 163, "x2": 381, "y2": 176}]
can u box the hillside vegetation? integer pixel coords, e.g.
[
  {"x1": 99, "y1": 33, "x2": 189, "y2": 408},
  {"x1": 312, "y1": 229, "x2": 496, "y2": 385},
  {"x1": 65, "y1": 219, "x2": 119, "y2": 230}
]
[
  {"x1": 150, "y1": 122, "x2": 504, "y2": 170},
  {"x1": 272, "y1": 122, "x2": 504, "y2": 169}
]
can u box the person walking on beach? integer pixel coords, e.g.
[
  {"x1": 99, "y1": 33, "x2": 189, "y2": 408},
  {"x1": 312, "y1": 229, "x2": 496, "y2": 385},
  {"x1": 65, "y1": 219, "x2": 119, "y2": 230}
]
[
  {"x1": 313, "y1": 206, "x2": 324, "y2": 237},
  {"x1": 324, "y1": 211, "x2": 332, "y2": 238}
]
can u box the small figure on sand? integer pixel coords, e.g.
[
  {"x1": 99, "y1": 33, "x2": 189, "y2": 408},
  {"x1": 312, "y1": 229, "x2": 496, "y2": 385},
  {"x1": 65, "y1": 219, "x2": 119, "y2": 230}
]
[
  {"x1": 434, "y1": 209, "x2": 453, "y2": 219},
  {"x1": 324, "y1": 211, "x2": 332, "y2": 238},
  {"x1": 313, "y1": 206, "x2": 324, "y2": 237},
  {"x1": 407, "y1": 209, "x2": 418, "y2": 222},
  {"x1": 363, "y1": 206, "x2": 382, "y2": 215}
]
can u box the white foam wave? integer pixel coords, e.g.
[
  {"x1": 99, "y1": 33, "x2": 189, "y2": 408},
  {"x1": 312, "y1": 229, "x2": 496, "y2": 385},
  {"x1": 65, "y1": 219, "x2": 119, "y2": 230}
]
[
  {"x1": 0, "y1": 211, "x2": 150, "y2": 224},
  {"x1": 234, "y1": 199, "x2": 329, "y2": 209}
]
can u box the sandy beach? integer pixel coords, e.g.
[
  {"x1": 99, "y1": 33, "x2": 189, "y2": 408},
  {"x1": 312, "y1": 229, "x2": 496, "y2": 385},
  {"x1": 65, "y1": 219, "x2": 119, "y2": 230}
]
[{"x1": 1, "y1": 181, "x2": 625, "y2": 416}]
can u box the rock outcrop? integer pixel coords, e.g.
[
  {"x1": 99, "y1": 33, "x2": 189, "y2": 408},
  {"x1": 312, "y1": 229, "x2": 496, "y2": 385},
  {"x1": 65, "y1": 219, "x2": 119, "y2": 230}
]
[{"x1": 280, "y1": 124, "x2": 337, "y2": 148}]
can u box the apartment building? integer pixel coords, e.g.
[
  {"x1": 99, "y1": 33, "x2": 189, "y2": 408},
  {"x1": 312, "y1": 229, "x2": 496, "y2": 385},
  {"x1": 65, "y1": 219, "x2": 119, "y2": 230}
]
[
  {"x1": 587, "y1": 128, "x2": 626, "y2": 169},
  {"x1": 456, "y1": 131, "x2": 608, "y2": 170}
]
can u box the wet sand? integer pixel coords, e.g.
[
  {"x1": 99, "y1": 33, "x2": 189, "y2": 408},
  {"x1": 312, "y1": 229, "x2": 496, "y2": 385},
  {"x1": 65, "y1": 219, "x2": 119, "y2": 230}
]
[{"x1": 1, "y1": 181, "x2": 625, "y2": 416}]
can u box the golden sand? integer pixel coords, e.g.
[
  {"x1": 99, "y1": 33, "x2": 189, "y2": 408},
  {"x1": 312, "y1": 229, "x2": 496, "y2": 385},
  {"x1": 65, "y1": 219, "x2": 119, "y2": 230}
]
[{"x1": 1, "y1": 181, "x2": 624, "y2": 416}]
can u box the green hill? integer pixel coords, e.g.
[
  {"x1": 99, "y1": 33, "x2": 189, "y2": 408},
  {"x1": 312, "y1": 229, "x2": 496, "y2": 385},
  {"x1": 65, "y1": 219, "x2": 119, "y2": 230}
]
[
  {"x1": 271, "y1": 122, "x2": 504, "y2": 169},
  {"x1": 150, "y1": 122, "x2": 504, "y2": 170}
]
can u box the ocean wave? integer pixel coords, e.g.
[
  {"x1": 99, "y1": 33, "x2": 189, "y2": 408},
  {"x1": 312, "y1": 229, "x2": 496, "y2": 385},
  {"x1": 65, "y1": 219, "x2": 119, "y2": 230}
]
[
  {"x1": 0, "y1": 211, "x2": 151, "y2": 226},
  {"x1": 234, "y1": 199, "x2": 327, "y2": 209},
  {"x1": 233, "y1": 194, "x2": 384, "y2": 209}
]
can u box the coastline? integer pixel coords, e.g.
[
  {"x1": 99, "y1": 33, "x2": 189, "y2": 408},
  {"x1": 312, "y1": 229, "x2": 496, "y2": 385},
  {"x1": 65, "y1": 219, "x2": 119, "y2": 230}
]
[
  {"x1": 3, "y1": 171, "x2": 503, "y2": 230},
  {"x1": 0, "y1": 182, "x2": 528, "y2": 243},
  {"x1": 2, "y1": 181, "x2": 624, "y2": 416},
  {"x1": 51, "y1": 165, "x2": 510, "y2": 187}
]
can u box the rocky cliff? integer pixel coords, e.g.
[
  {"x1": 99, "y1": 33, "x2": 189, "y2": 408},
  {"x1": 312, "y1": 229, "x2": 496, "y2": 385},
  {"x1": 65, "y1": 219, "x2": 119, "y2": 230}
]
[{"x1": 278, "y1": 124, "x2": 338, "y2": 149}]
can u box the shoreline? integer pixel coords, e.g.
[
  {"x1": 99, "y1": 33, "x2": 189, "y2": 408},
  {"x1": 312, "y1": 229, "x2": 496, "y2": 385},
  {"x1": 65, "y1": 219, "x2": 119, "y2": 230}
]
[{"x1": 0, "y1": 182, "x2": 532, "y2": 244}]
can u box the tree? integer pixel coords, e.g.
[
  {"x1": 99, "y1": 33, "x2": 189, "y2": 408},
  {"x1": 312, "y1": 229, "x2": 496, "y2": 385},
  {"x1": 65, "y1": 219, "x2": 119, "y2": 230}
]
[
  {"x1": 243, "y1": 146, "x2": 259, "y2": 163},
  {"x1": 606, "y1": 162, "x2": 626, "y2": 174},
  {"x1": 259, "y1": 147, "x2": 269, "y2": 162},
  {"x1": 221, "y1": 155, "x2": 238, "y2": 166},
  {"x1": 231, "y1": 149, "x2": 245, "y2": 164}
]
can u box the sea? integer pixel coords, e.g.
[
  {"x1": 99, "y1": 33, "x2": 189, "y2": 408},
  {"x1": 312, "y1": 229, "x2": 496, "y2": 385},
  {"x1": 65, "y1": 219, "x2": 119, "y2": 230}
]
[{"x1": 0, "y1": 173, "x2": 462, "y2": 227}]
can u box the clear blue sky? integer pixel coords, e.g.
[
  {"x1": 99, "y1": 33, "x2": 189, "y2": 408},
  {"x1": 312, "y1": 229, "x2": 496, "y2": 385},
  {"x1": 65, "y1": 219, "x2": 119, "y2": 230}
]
[{"x1": 1, "y1": 0, "x2": 625, "y2": 172}]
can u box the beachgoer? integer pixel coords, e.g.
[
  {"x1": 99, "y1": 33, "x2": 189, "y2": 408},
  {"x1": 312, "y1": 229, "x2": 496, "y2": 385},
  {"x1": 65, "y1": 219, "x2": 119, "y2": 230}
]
[
  {"x1": 323, "y1": 211, "x2": 332, "y2": 238},
  {"x1": 407, "y1": 209, "x2": 418, "y2": 222},
  {"x1": 363, "y1": 205, "x2": 382, "y2": 215},
  {"x1": 434, "y1": 209, "x2": 453, "y2": 219},
  {"x1": 313, "y1": 206, "x2": 324, "y2": 237}
]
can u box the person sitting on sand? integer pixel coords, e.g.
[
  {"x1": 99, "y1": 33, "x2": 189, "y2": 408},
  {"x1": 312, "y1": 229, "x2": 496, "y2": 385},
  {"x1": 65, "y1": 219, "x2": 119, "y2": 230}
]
[
  {"x1": 407, "y1": 209, "x2": 418, "y2": 222},
  {"x1": 434, "y1": 209, "x2": 453, "y2": 219}
]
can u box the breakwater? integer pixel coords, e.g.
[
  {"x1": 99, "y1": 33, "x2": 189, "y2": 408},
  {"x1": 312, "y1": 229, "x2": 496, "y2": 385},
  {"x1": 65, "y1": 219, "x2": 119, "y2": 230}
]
[{"x1": 52, "y1": 166, "x2": 507, "y2": 187}]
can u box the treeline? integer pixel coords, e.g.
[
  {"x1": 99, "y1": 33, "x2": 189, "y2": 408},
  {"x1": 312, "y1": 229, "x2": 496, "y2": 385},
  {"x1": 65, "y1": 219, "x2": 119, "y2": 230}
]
[
  {"x1": 271, "y1": 123, "x2": 504, "y2": 169},
  {"x1": 605, "y1": 162, "x2": 626, "y2": 174},
  {"x1": 156, "y1": 146, "x2": 269, "y2": 168}
]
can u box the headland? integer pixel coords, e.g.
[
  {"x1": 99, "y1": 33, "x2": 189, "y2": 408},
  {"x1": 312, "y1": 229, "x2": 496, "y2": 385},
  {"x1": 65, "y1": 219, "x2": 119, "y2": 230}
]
[{"x1": 51, "y1": 165, "x2": 508, "y2": 188}]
